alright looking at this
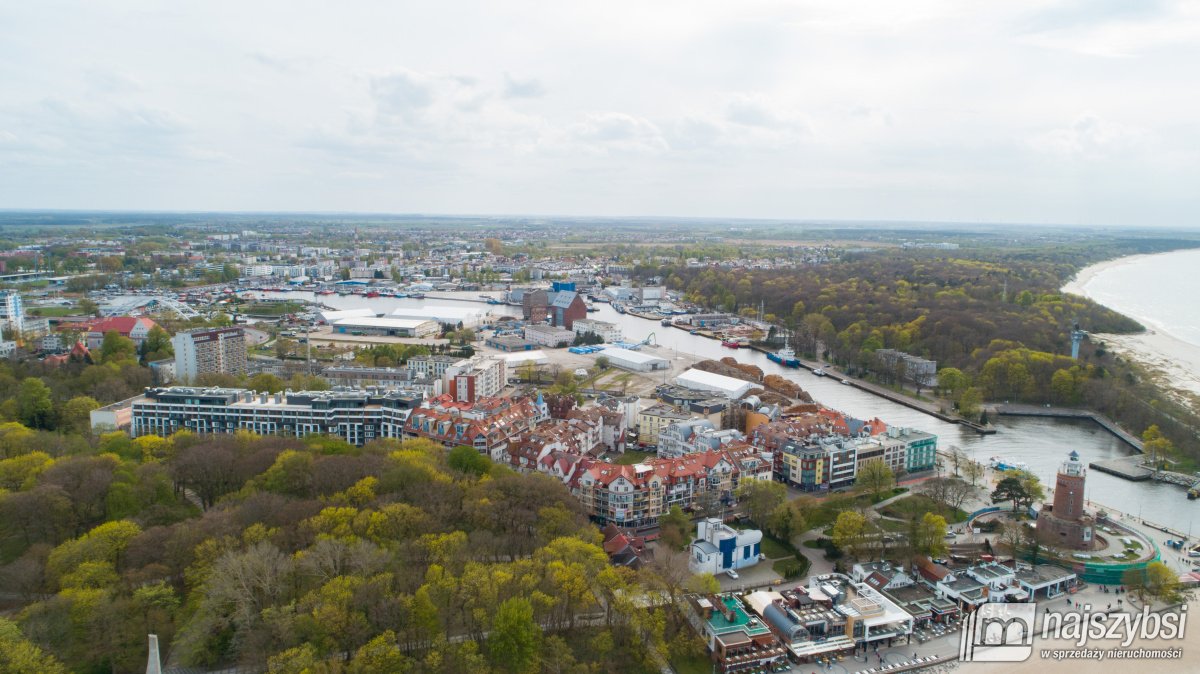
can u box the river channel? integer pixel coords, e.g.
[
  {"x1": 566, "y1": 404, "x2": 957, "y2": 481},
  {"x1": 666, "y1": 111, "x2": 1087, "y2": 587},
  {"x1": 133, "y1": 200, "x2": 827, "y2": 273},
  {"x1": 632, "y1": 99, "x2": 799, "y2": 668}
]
[{"x1": 262, "y1": 289, "x2": 1200, "y2": 534}]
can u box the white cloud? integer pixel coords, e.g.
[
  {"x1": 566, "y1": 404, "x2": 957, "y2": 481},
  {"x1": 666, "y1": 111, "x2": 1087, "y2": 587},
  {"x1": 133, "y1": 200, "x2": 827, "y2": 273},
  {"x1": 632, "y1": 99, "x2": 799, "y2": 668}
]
[
  {"x1": 1031, "y1": 113, "x2": 1150, "y2": 159},
  {"x1": 0, "y1": 1, "x2": 1196, "y2": 224}
]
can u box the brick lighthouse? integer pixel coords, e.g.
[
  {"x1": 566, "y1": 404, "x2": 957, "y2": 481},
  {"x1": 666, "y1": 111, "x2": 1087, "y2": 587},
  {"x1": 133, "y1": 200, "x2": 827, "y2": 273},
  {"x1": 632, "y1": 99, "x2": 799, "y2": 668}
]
[{"x1": 1037, "y1": 450, "x2": 1095, "y2": 550}]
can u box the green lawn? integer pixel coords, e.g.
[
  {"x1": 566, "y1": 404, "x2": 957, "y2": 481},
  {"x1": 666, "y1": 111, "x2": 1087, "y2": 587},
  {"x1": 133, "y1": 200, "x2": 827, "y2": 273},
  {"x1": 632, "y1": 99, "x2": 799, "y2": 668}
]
[
  {"x1": 28, "y1": 306, "x2": 81, "y2": 317},
  {"x1": 875, "y1": 518, "x2": 911, "y2": 532},
  {"x1": 759, "y1": 534, "x2": 793, "y2": 560},
  {"x1": 613, "y1": 450, "x2": 657, "y2": 465},
  {"x1": 880, "y1": 494, "x2": 969, "y2": 523}
]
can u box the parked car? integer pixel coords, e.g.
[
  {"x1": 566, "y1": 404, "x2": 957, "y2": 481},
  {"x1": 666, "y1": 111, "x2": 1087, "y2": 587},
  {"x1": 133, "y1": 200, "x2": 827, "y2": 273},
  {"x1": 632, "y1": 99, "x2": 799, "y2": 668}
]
[{"x1": 726, "y1": 569, "x2": 739, "y2": 579}]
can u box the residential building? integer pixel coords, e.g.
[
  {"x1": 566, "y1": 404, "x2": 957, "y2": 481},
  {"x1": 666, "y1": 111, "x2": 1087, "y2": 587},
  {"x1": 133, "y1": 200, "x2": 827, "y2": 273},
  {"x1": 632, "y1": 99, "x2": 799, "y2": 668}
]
[
  {"x1": 873, "y1": 349, "x2": 938, "y2": 388},
  {"x1": 658, "y1": 419, "x2": 745, "y2": 458},
  {"x1": 321, "y1": 365, "x2": 436, "y2": 392},
  {"x1": 575, "y1": 447, "x2": 769, "y2": 526},
  {"x1": 0, "y1": 340, "x2": 15, "y2": 357},
  {"x1": 128, "y1": 386, "x2": 422, "y2": 445},
  {"x1": 172, "y1": 326, "x2": 248, "y2": 382},
  {"x1": 689, "y1": 518, "x2": 763, "y2": 575},
  {"x1": 0, "y1": 290, "x2": 22, "y2": 337},
  {"x1": 445, "y1": 355, "x2": 506, "y2": 403},
  {"x1": 403, "y1": 395, "x2": 542, "y2": 460},
  {"x1": 636, "y1": 403, "x2": 693, "y2": 446},
  {"x1": 406, "y1": 355, "x2": 463, "y2": 379}
]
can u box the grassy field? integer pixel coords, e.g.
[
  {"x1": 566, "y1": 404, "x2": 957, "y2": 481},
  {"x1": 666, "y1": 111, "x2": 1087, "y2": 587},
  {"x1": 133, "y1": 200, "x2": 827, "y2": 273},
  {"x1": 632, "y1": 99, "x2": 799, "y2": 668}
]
[
  {"x1": 880, "y1": 494, "x2": 968, "y2": 523},
  {"x1": 612, "y1": 450, "x2": 657, "y2": 465},
  {"x1": 28, "y1": 306, "x2": 80, "y2": 317}
]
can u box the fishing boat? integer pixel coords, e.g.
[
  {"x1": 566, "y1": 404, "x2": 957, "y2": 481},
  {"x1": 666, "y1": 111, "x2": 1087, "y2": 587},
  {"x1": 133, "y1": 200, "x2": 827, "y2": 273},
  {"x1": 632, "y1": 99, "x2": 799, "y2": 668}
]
[
  {"x1": 409, "y1": 292, "x2": 425, "y2": 299},
  {"x1": 721, "y1": 339, "x2": 742, "y2": 349},
  {"x1": 767, "y1": 338, "x2": 800, "y2": 367},
  {"x1": 661, "y1": 318, "x2": 672, "y2": 326},
  {"x1": 316, "y1": 289, "x2": 335, "y2": 296},
  {"x1": 365, "y1": 291, "x2": 381, "y2": 298}
]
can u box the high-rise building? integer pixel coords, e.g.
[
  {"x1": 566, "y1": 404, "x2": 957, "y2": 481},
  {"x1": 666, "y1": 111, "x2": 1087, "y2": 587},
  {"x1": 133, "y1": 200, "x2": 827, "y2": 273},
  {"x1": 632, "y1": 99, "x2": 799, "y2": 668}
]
[
  {"x1": 172, "y1": 326, "x2": 248, "y2": 382},
  {"x1": 0, "y1": 290, "x2": 23, "y2": 338}
]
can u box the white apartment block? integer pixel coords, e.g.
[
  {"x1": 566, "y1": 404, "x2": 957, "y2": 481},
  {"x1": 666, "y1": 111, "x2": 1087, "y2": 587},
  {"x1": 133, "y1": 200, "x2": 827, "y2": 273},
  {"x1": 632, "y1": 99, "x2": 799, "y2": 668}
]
[
  {"x1": 172, "y1": 327, "x2": 248, "y2": 382},
  {"x1": 0, "y1": 291, "x2": 23, "y2": 338}
]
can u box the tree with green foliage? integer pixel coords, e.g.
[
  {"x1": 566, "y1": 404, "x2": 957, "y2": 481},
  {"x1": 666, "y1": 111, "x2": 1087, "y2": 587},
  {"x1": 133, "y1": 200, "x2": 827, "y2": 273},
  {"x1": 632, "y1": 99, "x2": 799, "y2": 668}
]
[
  {"x1": 991, "y1": 476, "x2": 1030, "y2": 511},
  {"x1": 736, "y1": 478, "x2": 787, "y2": 528},
  {"x1": 16, "y1": 377, "x2": 54, "y2": 430},
  {"x1": 658, "y1": 505, "x2": 693, "y2": 551},
  {"x1": 447, "y1": 445, "x2": 491, "y2": 478},
  {"x1": 248, "y1": 372, "x2": 285, "y2": 393},
  {"x1": 831, "y1": 510, "x2": 868, "y2": 558},
  {"x1": 856, "y1": 458, "x2": 896, "y2": 501},
  {"x1": 1143, "y1": 424, "x2": 1175, "y2": 469},
  {"x1": 60, "y1": 396, "x2": 100, "y2": 436},
  {"x1": 99, "y1": 331, "x2": 138, "y2": 363},
  {"x1": 139, "y1": 325, "x2": 173, "y2": 362},
  {"x1": 0, "y1": 617, "x2": 69, "y2": 674},
  {"x1": 910, "y1": 512, "x2": 949, "y2": 560},
  {"x1": 489, "y1": 597, "x2": 540, "y2": 673}
]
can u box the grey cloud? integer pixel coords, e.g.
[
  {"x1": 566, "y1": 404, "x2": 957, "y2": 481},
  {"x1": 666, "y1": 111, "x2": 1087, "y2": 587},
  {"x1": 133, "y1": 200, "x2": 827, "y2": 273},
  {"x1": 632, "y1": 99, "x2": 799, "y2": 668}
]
[
  {"x1": 370, "y1": 71, "x2": 435, "y2": 119},
  {"x1": 503, "y1": 73, "x2": 546, "y2": 99}
]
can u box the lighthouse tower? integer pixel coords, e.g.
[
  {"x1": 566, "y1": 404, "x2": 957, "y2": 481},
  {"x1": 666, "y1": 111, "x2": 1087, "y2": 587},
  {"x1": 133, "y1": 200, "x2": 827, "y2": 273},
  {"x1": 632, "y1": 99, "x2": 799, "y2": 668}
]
[{"x1": 1037, "y1": 451, "x2": 1095, "y2": 550}]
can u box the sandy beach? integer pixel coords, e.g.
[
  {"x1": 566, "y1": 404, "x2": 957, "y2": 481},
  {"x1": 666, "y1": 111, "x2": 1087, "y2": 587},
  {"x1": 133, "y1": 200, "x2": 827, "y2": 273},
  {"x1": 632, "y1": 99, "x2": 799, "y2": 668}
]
[{"x1": 1063, "y1": 254, "x2": 1200, "y2": 409}]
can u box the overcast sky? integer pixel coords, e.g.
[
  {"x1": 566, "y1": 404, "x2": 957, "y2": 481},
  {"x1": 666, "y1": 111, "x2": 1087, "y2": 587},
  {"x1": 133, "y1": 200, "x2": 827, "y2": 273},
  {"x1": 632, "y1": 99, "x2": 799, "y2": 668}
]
[{"x1": 1, "y1": 1, "x2": 1198, "y2": 226}]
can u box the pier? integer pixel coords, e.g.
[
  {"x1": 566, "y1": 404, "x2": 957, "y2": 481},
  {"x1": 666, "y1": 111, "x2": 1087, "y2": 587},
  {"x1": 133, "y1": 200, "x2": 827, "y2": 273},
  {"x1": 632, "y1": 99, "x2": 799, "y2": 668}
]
[{"x1": 994, "y1": 404, "x2": 1144, "y2": 451}]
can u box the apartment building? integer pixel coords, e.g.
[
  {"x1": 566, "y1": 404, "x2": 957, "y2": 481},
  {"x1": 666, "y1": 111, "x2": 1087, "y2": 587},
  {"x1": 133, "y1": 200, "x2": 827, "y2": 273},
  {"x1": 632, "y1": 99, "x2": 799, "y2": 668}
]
[
  {"x1": 574, "y1": 447, "x2": 772, "y2": 527},
  {"x1": 0, "y1": 290, "x2": 23, "y2": 338},
  {"x1": 129, "y1": 386, "x2": 422, "y2": 445},
  {"x1": 172, "y1": 326, "x2": 247, "y2": 382},
  {"x1": 403, "y1": 395, "x2": 542, "y2": 459},
  {"x1": 636, "y1": 403, "x2": 693, "y2": 447},
  {"x1": 445, "y1": 355, "x2": 506, "y2": 403}
]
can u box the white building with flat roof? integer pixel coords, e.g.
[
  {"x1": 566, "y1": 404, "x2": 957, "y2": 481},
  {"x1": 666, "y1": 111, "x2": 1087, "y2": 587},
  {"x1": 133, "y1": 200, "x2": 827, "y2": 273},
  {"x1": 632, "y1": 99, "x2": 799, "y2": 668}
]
[
  {"x1": 389, "y1": 305, "x2": 487, "y2": 328},
  {"x1": 572, "y1": 319, "x2": 622, "y2": 343},
  {"x1": 689, "y1": 518, "x2": 763, "y2": 575},
  {"x1": 675, "y1": 368, "x2": 753, "y2": 399},
  {"x1": 603, "y1": 347, "x2": 669, "y2": 372},
  {"x1": 330, "y1": 316, "x2": 439, "y2": 338}
]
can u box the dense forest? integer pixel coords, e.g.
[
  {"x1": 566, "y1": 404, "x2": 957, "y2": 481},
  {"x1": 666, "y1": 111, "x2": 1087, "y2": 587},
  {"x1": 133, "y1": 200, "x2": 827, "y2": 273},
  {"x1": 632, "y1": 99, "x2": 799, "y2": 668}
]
[
  {"x1": 1, "y1": 429, "x2": 711, "y2": 673},
  {"x1": 640, "y1": 238, "x2": 1200, "y2": 462}
]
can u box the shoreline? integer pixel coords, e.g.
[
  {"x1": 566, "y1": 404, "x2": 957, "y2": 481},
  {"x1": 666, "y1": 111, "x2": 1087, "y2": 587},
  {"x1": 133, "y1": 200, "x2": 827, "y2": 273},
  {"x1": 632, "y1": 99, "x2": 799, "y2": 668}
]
[{"x1": 1063, "y1": 251, "x2": 1200, "y2": 407}]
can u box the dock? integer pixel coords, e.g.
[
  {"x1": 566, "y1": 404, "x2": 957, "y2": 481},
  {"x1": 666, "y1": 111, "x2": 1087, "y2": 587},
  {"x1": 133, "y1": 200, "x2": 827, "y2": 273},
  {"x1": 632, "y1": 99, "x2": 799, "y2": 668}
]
[
  {"x1": 994, "y1": 404, "x2": 1144, "y2": 451},
  {"x1": 1089, "y1": 455, "x2": 1152, "y2": 481}
]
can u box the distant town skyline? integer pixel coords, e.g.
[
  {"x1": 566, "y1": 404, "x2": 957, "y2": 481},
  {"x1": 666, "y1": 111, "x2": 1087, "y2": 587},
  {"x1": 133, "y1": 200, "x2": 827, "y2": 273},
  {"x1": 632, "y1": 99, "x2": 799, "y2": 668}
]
[{"x1": 1, "y1": 1, "x2": 1198, "y2": 227}]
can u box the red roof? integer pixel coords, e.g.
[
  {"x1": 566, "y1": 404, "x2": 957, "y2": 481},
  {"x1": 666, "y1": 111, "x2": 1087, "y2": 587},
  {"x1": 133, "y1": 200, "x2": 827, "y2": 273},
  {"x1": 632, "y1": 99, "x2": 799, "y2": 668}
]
[{"x1": 86, "y1": 316, "x2": 155, "y2": 336}]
